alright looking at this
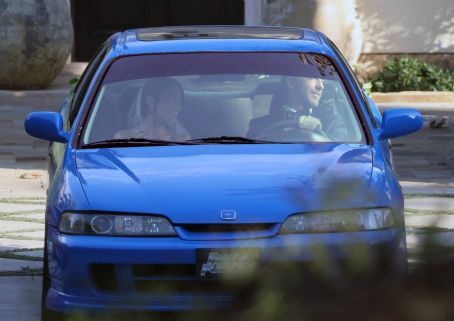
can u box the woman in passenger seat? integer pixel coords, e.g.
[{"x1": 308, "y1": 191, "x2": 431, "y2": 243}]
[{"x1": 115, "y1": 78, "x2": 190, "y2": 141}]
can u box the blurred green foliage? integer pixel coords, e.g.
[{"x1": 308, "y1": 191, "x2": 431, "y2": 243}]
[
  {"x1": 362, "y1": 81, "x2": 372, "y2": 96},
  {"x1": 60, "y1": 239, "x2": 454, "y2": 321},
  {"x1": 369, "y1": 56, "x2": 454, "y2": 92},
  {"x1": 68, "y1": 76, "x2": 80, "y2": 94}
]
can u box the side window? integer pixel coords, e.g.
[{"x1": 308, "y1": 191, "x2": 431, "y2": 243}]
[{"x1": 67, "y1": 43, "x2": 109, "y2": 128}]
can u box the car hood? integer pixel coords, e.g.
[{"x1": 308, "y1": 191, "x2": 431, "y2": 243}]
[{"x1": 75, "y1": 144, "x2": 372, "y2": 224}]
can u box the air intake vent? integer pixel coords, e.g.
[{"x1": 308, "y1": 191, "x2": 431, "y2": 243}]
[
  {"x1": 180, "y1": 223, "x2": 275, "y2": 234},
  {"x1": 133, "y1": 264, "x2": 196, "y2": 279},
  {"x1": 176, "y1": 223, "x2": 280, "y2": 240},
  {"x1": 91, "y1": 264, "x2": 117, "y2": 292}
]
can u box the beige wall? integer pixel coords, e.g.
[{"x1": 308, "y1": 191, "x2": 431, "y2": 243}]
[
  {"x1": 245, "y1": 0, "x2": 363, "y2": 63},
  {"x1": 357, "y1": 0, "x2": 454, "y2": 53},
  {"x1": 245, "y1": 0, "x2": 454, "y2": 54}
]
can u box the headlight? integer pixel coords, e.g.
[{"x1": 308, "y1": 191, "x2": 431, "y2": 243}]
[
  {"x1": 279, "y1": 208, "x2": 394, "y2": 234},
  {"x1": 59, "y1": 212, "x2": 177, "y2": 236}
]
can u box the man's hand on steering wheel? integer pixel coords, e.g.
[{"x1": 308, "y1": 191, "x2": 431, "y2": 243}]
[{"x1": 298, "y1": 115, "x2": 322, "y2": 131}]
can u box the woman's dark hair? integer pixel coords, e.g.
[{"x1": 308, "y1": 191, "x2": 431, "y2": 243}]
[{"x1": 141, "y1": 77, "x2": 184, "y2": 116}]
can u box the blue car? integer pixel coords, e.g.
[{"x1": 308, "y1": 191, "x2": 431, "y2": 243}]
[{"x1": 25, "y1": 26, "x2": 422, "y2": 320}]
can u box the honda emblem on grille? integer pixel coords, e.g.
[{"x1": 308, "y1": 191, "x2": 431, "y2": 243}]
[{"x1": 220, "y1": 210, "x2": 237, "y2": 220}]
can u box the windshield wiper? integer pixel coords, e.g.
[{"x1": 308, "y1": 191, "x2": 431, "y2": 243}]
[
  {"x1": 81, "y1": 138, "x2": 196, "y2": 148},
  {"x1": 185, "y1": 136, "x2": 277, "y2": 144}
]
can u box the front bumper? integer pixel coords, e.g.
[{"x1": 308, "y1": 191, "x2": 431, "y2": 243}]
[{"x1": 46, "y1": 225, "x2": 405, "y2": 313}]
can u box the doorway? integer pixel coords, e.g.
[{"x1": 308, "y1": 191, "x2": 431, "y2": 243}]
[{"x1": 71, "y1": 0, "x2": 245, "y2": 61}]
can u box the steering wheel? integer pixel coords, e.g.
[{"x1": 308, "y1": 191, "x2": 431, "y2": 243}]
[{"x1": 256, "y1": 120, "x2": 330, "y2": 142}]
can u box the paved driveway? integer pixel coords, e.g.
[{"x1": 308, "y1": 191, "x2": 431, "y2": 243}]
[{"x1": 0, "y1": 276, "x2": 41, "y2": 321}]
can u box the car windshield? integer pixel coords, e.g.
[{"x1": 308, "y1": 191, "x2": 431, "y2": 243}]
[{"x1": 81, "y1": 52, "x2": 365, "y2": 146}]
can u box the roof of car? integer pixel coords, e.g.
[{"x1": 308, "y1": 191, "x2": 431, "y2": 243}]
[
  {"x1": 109, "y1": 25, "x2": 332, "y2": 57},
  {"x1": 136, "y1": 26, "x2": 305, "y2": 41}
]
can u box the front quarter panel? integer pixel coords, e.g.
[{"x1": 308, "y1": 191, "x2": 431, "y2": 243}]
[
  {"x1": 366, "y1": 144, "x2": 404, "y2": 229},
  {"x1": 47, "y1": 148, "x2": 90, "y2": 228}
]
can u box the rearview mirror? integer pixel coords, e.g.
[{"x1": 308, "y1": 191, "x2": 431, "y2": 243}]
[
  {"x1": 24, "y1": 112, "x2": 69, "y2": 143},
  {"x1": 379, "y1": 108, "x2": 423, "y2": 140}
]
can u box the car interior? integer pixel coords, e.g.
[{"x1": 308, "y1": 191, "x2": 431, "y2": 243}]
[{"x1": 83, "y1": 76, "x2": 361, "y2": 144}]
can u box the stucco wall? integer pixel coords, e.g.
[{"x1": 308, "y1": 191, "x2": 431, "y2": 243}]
[
  {"x1": 245, "y1": 0, "x2": 362, "y2": 64},
  {"x1": 245, "y1": 0, "x2": 454, "y2": 54},
  {"x1": 358, "y1": 0, "x2": 454, "y2": 53}
]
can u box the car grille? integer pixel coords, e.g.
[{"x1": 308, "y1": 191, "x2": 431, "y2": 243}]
[
  {"x1": 176, "y1": 223, "x2": 279, "y2": 240},
  {"x1": 132, "y1": 264, "x2": 196, "y2": 278},
  {"x1": 179, "y1": 223, "x2": 275, "y2": 233},
  {"x1": 132, "y1": 264, "x2": 213, "y2": 294},
  {"x1": 90, "y1": 264, "x2": 224, "y2": 294}
]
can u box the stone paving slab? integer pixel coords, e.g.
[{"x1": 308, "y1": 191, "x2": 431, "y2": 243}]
[
  {"x1": 406, "y1": 214, "x2": 454, "y2": 229},
  {"x1": 0, "y1": 258, "x2": 42, "y2": 272},
  {"x1": 0, "y1": 221, "x2": 44, "y2": 233},
  {"x1": 15, "y1": 250, "x2": 43, "y2": 258},
  {"x1": 7, "y1": 213, "x2": 44, "y2": 220},
  {"x1": 405, "y1": 197, "x2": 454, "y2": 211},
  {"x1": 0, "y1": 168, "x2": 47, "y2": 198},
  {"x1": 0, "y1": 276, "x2": 41, "y2": 321},
  {"x1": 7, "y1": 231, "x2": 44, "y2": 240},
  {"x1": 401, "y1": 181, "x2": 454, "y2": 195},
  {"x1": 0, "y1": 202, "x2": 45, "y2": 212},
  {"x1": 0, "y1": 238, "x2": 44, "y2": 251}
]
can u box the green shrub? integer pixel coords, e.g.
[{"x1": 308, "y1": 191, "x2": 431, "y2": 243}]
[
  {"x1": 369, "y1": 56, "x2": 454, "y2": 92},
  {"x1": 361, "y1": 81, "x2": 372, "y2": 96}
]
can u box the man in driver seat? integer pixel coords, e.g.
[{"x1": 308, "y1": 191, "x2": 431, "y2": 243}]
[{"x1": 248, "y1": 76, "x2": 347, "y2": 141}]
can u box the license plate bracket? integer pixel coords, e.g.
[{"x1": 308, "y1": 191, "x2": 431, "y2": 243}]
[{"x1": 196, "y1": 248, "x2": 261, "y2": 279}]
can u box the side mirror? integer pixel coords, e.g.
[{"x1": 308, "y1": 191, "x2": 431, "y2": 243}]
[
  {"x1": 24, "y1": 112, "x2": 69, "y2": 143},
  {"x1": 379, "y1": 108, "x2": 423, "y2": 140}
]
